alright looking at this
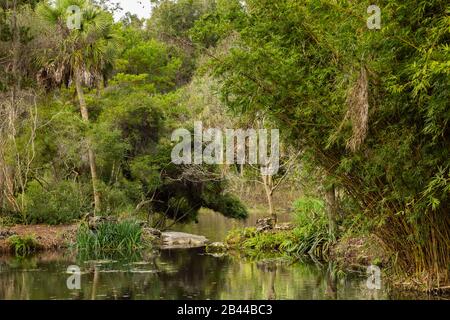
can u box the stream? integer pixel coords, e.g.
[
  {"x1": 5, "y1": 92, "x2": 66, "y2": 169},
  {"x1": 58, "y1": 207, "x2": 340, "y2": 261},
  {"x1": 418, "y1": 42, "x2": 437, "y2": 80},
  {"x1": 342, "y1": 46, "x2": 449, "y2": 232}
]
[{"x1": 0, "y1": 209, "x2": 435, "y2": 300}]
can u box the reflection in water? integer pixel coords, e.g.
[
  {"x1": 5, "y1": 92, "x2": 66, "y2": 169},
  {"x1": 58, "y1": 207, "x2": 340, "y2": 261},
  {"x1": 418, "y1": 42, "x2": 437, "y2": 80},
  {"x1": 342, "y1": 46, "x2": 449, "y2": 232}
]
[
  {"x1": 91, "y1": 266, "x2": 99, "y2": 300},
  {"x1": 325, "y1": 263, "x2": 338, "y2": 300},
  {"x1": 256, "y1": 261, "x2": 277, "y2": 300},
  {"x1": 1, "y1": 205, "x2": 444, "y2": 300},
  {"x1": 0, "y1": 248, "x2": 396, "y2": 300}
]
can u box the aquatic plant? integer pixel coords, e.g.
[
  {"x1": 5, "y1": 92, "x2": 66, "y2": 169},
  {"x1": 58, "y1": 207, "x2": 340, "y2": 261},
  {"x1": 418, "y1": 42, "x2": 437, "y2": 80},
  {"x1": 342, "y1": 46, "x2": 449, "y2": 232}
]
[{"x1": 75, "y1": 220, "x2": 145, "y2": 255}]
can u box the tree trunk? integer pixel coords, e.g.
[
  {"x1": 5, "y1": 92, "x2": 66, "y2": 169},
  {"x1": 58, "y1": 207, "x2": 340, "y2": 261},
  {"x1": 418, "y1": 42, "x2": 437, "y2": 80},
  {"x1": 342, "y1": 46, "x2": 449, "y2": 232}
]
[
  {"x1": 325, "y1": 184, "x2": 337, "y2": 237},
  {"x1": 75, "y1": 73, "x2": 101, "y2": 214},
  {"x1": 3, "y1": 159, "x2": 18, "y2": 212},
  {"x1": 262, "y1": 174, "x2": 276, "y2": 223},
  {"x1": 0, "y1": 159, "x2": 4, "y2": 210},
  {"x1": 4, "y1": 0, "x2": 19, "y2": 213}
]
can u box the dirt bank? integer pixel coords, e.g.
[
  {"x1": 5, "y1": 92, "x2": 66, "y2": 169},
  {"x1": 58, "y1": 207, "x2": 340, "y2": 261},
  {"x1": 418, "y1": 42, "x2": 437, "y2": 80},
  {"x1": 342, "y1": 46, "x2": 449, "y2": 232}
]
[
  {"x1": 330, "y1": 235, "x2": 388, "y2": 270},
  {"x1": 0, "y1": 225, "x2": 77, "y2": 253}
]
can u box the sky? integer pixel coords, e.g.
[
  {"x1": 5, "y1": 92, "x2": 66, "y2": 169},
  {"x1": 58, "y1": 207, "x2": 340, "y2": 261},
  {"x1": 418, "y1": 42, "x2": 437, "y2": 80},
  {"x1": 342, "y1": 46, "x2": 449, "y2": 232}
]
[{"x1": 112, "y1": 0, "x2": 153, "y2": 21}]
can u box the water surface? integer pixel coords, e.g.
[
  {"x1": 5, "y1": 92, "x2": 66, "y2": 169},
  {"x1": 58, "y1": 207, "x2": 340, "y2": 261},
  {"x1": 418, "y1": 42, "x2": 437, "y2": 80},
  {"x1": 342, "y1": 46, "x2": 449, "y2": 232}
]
[
  {"x1": 0, "y1": 208, "x2": 435, "y2": 300},
  {"x1": 0, "y1": 249, "x2": 387, "y2": 300}
]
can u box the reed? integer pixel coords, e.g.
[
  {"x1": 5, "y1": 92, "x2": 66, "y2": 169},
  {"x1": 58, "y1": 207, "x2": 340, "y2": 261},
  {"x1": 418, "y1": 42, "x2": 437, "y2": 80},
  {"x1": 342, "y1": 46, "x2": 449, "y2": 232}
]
[{"x1": 76, "y1": 220, "x2": 144, "y2": 255}]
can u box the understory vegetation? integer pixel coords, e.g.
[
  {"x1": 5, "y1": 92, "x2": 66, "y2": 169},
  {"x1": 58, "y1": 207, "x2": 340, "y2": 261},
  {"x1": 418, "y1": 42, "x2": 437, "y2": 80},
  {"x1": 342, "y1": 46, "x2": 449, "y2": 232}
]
[
  {"x1": 226, "y1": 197, "x2": 332, "y2": 259},
  {"x1": 0, "y1": 0, "x2": 448, "y2": 291}
]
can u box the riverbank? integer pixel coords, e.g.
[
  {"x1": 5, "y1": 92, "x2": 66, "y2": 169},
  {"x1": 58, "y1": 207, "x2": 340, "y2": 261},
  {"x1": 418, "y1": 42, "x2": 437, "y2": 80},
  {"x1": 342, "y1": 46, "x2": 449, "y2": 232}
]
[
  {"x1": 1, "y1": 221, "x2": 448, "y2": 297},
  {"x1": 224, "y1": 224, "x2": 450, "y2": 296},
  {"x1": 0, "y1": 223, "x2": 211, "y2": 254},
  {"x1": 0, "y1": 225, "x2": 77, "y2": 253},
  {"x1": 224, "y1": 226, "x2": 386, "y2": 267}
]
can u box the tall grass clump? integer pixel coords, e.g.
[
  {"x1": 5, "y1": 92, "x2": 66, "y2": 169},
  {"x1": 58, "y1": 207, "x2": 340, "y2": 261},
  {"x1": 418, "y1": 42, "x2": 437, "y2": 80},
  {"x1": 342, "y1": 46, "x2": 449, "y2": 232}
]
[
  {"x1": 76, "y1": 220, "x2": 144, "y2": 255},
  {"x1": 288, "y1": 197, "x2": 334, "y2": 257}
]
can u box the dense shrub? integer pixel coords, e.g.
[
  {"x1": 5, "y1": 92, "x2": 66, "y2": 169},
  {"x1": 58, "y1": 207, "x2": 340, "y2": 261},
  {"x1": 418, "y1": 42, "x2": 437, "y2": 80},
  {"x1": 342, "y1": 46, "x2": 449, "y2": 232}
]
[
  {"x1": 202, "y1": 193, "x2": 248, "y2": 220},
  {"x1": 99, "y1": 182, "x2": 138, "y2": 216},
  {"x1": 22, "y1": 181, "x2": 90, "y2": 225}
]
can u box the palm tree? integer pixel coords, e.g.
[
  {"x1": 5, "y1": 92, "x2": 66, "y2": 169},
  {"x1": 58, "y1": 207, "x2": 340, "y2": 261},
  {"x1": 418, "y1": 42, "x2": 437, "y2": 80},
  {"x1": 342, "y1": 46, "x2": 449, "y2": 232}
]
[{"x1": 36, "y1": 0, "x2": 116, "y2": 214}]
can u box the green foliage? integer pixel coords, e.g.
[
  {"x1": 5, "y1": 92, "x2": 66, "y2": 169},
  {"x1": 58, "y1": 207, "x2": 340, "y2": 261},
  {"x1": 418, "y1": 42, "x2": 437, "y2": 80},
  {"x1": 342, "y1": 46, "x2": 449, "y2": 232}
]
[
  {"x1": 95, "y1": 79, "x2": 248, "y2": 222},
  {"x1": 290, "y1": 226, "x2": 331, "y2": 259},
  {"x1": 1, "y1": 0, "x2": 248, "y2": 227},
  {"x1": 148, "y1": 0, "x2": 215, "y2": 40},
  {"x1": 150, "y1": 157, "x2": 248, "y2": 222},
  {"x1": 116, "y1": 39, "x2": 182, "y2": 91},
  {"x1": 0, "y1": 215, "x2": 17, "y2": 227},
  {"x1": 226, "y1": 197, "x2": 333, "y2": 258},
  {"x1": 226, "y1": 227, "x2": 257, "y2": 246},
  {"x1": 290, "y1": 197, "x2": 333, "y2": 257},
  {"x1": 7, "y1": 234, "x2": 39, "y2": 256},
  {"x1": 36, "y1": 0, "x2": 116, "y2": 88},
  {"x1": 242, "y1": 231, "x2": 295, "y2": 256},
  {"x1": 21, "y1": 181, "x2": 90, "y2": 225},
  {"x1": 293, "y1": 197, "x2": 326, "y2": 219},
  {"x1": 2, "y1": 0, "x2": 448, "y2": 288},
  {"x1": 75, "y1": 220, "x2": 144, "y2": 255},
  {"x1": 201, "y1": 190, "x2": 247, "y2": 220},
  {"x1": 190, "y1": 0, "x2": 245, "y2": 48},
  {"x1": 91, "y1": 122, "x2": 130, "y2": 170},
  {"x1": 98, "y1": 182, "x2": 138, "y2": 216},
  {"x1": 147, "y1": 0, "x2": 219, "y2": 84},
  {"x1": 202, "y1": 0, "x2": 450, "y2": 284},
  {"x1": 226, "y1": 227, "x2": 299, "y2": 258}
]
